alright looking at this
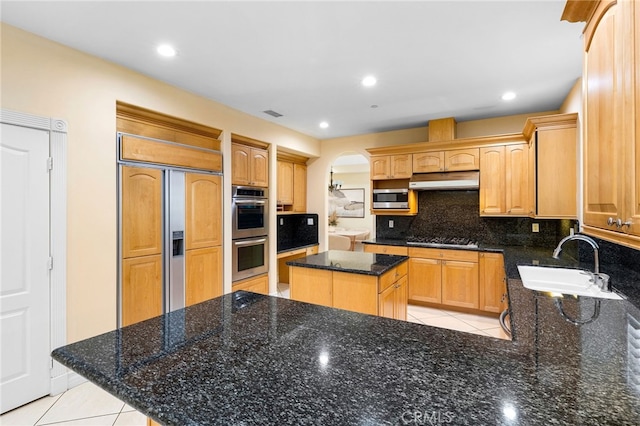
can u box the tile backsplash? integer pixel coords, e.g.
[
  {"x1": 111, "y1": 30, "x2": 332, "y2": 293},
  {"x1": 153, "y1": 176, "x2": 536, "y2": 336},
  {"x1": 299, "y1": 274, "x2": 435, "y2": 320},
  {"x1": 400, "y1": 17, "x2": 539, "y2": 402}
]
[{"x1": 376, "y1": 190, "x2": 576, "y2": 249}]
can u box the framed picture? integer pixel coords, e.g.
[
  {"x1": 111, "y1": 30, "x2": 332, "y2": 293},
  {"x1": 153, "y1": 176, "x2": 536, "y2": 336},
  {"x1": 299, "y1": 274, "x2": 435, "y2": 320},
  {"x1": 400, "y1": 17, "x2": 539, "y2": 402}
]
[{"x1": 329, "y1": 188, "x2": 365, "y2": 218}]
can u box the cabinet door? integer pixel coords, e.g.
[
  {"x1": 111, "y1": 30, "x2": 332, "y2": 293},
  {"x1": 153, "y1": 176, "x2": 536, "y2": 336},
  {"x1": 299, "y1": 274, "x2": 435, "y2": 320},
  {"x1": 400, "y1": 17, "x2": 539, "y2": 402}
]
[
  {"x1": 583, "y1": 4, "x2": 623, "y2": 230},
  {"x1": 122, "y1": 254, "x2": 162, "y2": 326},
  {"x1": 394, "y1": 275, "x2": 408, "y2": 321},
  {"x1": 625, "y1": 0, "x2": 640, "y2": 237},
  {"x1": 479, "y1": 253, "x2": 506, "y2": 313},
  {"x1": 445, "y1": 148, "x2": 479, "y2": 171},
  {"x1": 378, "y1": 282, "x2": 396, "y2": 319},
  {"x1": 364, "y1": 244, "x2": 409, "y2": 255},
  {"x1": 232, "y1": 274, "x2": 269, "y2": 295},
  {"x1": 441, "y1": 260, "x2": 479, "y2": 309},
  {"x1": 505, "y1": 144, "x2": 529, "y2": 215},
  {"x1": 479, "y1": 146, "x2": 505, "y2": 215},
  {"x1": 536, "y1": 128, "x2": 577, "y2": 218},
  {"x1": 408, "y1": 258, "x2": 442, "y2": 304},
  {"x1": 277, "y1": 161, "x2": 294, "y2": 205},
  {"x1": 185, "y1": 246, "x2": 223, "y2": 306},
  {"x1": 371, "y1": 156, "x2": 391, "y2": 180},
  {"x1": 413, "y1": 151, "x2": 444, "y2": 173},
  {"x1": 250, "y1": 148, "x2": 269, "y2": 187},
  {"x1": 390, "y1": 154, "x2": 413, "y2": 178},
  {"x1": 293, "y1": 163, "x2": 307, "y2": 212},
  {"x1": 231, "y1": 144, "x2": 251, "y2": 186},
  {"x1": 185, "y1": 173, "x2": 222, "y2": 250},
  {"x1": 121, "y1": 166, "x2": 163, "y2": 258}
]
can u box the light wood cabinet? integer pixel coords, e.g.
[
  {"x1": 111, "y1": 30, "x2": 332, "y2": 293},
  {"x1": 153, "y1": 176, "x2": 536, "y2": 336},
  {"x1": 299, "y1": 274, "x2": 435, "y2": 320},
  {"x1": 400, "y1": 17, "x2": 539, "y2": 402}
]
[
  {"x1": 292, "y1": 163, "x2": 307, "y2": 212},
  {"x1": 480, "y1": 144, "x2": 529, "y2": 216},
  {"x1": 371, "y1": 154, "x2": 412, "y2": 180},
  {"x1": 231, "y1": 143, "x2": 269, "y2": 187},
  {"x1": 185, "y1": 173, "x2": 222, "y2": 249},
  {"x1": 277, "y1": 245, "x2": 319, "y2": 284},
  {"x1": 232, "y1": 273, "x2": 269, "y2": 295},
  {"x1": 413, "y1": 148, "x2": 479, "y2": 173},
  {"x1": 121, "y1": 166, "x2": 163, "y2": 259},
  {"x1": 363, "y1": 244, "x2": 409, "y2": 256},
  {"x1": 185, "y1": 246, "x2": 223, "y2": 306},
  {"x1": 277, "y1": 160, "x2": 294, "y2": 205},
  {"x1": 524, "y1": 114, "x2": 578, "y2": 218},
  {"x1": 577, "y1": 0, "x2": 640, "y2": 245},
  {"x1": 277, "y1": 158, "x2": 307, "y2": 212},
  {"x1": 122, "y1": 255, "x2": 162, "y2": 327},
  {"x1": 408, "y1": 248, "x2": 479, "y2": 309},
  {"x1": 479, "y1": 253, "x2": 507, "y2": 313},
  {"x1": 289, "y1": 260, "x2": 408, "y2": 320}
]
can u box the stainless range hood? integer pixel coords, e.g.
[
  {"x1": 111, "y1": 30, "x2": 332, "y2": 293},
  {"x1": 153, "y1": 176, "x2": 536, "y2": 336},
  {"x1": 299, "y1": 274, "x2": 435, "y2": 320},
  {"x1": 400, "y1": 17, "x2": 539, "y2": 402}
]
[{"x1": 409, "y1": 171, "x2": 479, "y2": 190}]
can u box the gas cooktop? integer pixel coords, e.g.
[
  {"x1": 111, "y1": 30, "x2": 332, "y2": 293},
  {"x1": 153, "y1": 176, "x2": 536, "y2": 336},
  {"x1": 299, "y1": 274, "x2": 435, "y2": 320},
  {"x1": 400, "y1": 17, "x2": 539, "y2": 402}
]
[{"x1": 406, "y1": 236, "x2": 479, "y2": 249}]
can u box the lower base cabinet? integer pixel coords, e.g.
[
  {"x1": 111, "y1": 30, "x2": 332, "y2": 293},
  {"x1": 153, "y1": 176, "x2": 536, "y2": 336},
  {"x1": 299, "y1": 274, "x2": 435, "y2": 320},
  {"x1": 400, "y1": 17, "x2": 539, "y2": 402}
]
[
  {"x1": 289, "y1": 261, "x2": 408, "y2": 320},
  {"x1": 185, "y1": 246, "x2": 223, "y2": 306},
  {"x1": 479, "y1": 253, "x2": 508, "y2": 313},
  {"x1": 122, "y1": 254, "x2": 163, "y2": 327},
  {"x1": 232, "y1": 273, "x2": 269, "y2": 295}
]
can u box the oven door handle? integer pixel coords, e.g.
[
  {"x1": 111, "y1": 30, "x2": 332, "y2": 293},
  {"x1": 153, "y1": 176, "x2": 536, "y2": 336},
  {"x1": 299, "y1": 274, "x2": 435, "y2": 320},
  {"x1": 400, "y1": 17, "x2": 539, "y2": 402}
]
[
  {"x1": 233, "y1": 199, "x2": 266, "y2": 205},
  {"x1": 234, "y1": 238, "x2": 267, "y2": 246}
]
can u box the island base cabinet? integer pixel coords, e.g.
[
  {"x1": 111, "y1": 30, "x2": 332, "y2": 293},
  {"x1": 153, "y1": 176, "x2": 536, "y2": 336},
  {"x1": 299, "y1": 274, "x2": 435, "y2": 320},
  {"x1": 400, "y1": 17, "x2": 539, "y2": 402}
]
[
  {"x1": 379, "y1": 275, "x2": 408, "y2": 320},
  {"x1": 333, "y1": 272, "x2": 378, "y2": 315},
  {"x1": 289, "y1": 267, "x2": 332, "y2": 306}
]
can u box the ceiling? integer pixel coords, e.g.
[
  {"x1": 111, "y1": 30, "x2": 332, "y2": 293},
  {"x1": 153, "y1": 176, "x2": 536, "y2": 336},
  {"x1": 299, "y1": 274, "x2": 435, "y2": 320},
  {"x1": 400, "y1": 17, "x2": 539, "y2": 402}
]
[{"x1": 1, "y1": 1, "x2": 584, "y2": 140}]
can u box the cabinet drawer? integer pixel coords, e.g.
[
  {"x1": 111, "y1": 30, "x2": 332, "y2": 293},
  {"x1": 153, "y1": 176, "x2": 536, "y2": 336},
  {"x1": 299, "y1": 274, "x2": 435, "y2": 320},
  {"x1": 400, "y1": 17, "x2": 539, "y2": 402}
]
[
  {"x1": 364, "y1": 244, "x2": 409, "y2": 255},
  {"x1": 379, "y1": 261, "x2": 408, "y2": 292},
  {"x1": 408, "y1": 247, "x2": 478, "y2": 262}
]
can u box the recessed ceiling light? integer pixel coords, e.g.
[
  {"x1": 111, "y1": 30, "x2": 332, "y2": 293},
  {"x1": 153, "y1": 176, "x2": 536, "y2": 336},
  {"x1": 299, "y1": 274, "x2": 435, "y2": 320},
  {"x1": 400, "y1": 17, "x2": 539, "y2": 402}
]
[
  {"x1": 157, "y1": 44, "x2": 177, "y2": 58},
  {"x1": 319, "y1": 121, "x2": 329, "y2": 129},
  {"x1": 501, "y1": 91, "x2": 516, "y2": 101},
  {"x1": 362, "y1": 75, "x2": 377, "y2": 87}
]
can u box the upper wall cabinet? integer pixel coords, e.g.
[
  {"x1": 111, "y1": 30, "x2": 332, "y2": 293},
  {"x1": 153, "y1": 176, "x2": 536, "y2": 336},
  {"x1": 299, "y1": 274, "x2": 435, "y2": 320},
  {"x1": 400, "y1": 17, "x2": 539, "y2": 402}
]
[
  {"x1": 523, "y1": 113, "x2": 578, "y2": 219},
  {"x1": 479, "y1": 144, "x2": 530, "y2": 216},
  {"x1": 565, "y1": 0, "x2": 640, "y2": 247},
  {"x1": 371, "y1": 154, "x2": 413, "y2": 180},
  {"x1": 413, "y1": 148, "x2": 479, "y2": 173},
  {"x1": 231, "y1": 141, "x2": 269, "y2": 187},
  {"x1": 277, "y1": 151, "x2": 308, "y2": 213}
]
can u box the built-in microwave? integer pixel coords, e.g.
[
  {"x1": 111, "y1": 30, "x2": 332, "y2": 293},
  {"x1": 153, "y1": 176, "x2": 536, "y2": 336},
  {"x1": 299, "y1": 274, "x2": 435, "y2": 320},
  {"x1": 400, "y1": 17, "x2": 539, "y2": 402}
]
[
  {"x1": 232, "y1": 236, "x2": 269, "y2": 282},
  {"x1": 372, "y1": 188, "x2": 409, "y2": 209}
]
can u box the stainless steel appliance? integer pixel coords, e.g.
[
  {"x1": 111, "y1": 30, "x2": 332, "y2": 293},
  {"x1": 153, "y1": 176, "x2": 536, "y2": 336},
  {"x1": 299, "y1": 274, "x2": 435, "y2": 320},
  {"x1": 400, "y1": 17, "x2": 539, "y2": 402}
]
[
  {"x1": 232, "y1": 185, "x2": 268, "y2": 239},
  {"x1": 409, "y1": 171, "x2": 479, "y2": 190},
  {"x1": 406, "y1": 236, "x2": 479, "y2": 249},
  {"x1": 372, "y1": 188, "x2": 410, "y2": 209},
  {"x1": 232, "y1": 236, "x2": 269, "y2": 282}
]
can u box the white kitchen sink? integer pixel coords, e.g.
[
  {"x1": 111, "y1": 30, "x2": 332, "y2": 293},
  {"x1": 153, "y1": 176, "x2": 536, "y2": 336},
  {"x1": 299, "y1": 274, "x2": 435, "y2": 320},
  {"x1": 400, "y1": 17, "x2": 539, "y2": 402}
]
[{"x1": 517, "y1": 265, "x2": 623, "y2": 300}]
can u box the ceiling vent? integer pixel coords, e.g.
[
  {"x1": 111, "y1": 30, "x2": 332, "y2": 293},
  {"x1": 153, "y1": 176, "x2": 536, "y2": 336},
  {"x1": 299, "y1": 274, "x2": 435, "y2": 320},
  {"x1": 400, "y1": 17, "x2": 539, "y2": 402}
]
[{"x1": 263, "y1": 110, "x2": 283, "y2": 118}]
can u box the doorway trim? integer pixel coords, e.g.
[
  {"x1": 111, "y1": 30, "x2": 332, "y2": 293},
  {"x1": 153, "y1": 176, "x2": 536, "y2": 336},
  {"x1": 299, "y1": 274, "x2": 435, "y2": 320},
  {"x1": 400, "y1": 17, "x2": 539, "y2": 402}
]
[{"x1": 0, "y1": 109, "x2": 68, "y2": 395}]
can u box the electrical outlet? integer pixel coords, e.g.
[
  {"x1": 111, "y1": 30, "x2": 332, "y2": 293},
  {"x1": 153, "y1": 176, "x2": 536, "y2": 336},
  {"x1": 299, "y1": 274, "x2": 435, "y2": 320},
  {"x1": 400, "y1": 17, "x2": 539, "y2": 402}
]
[
  {"x1": 532, "y1": 259, "x2": 540, "y2": 265},
  {"x1": 389, "y1": 220, "x2": 394, "y2": 228},
  {"x1": 307, "y1": 218, "x2": 314, "y2": 225},
  {"x1": 532, "y1": 223, "x2": 539, "y2": 233},
  {"x1": 279, "y1": 218, "x2": 284, "y2": 226}
]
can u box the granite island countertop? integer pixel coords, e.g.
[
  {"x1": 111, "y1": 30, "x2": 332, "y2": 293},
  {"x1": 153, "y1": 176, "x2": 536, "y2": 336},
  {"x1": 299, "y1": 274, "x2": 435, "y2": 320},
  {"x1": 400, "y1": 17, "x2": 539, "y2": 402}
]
[
  {"x1": 285, "y1": 249, "x2": 409, "y2": 276},
  {"x1": 51, "y1": 244, "x2": 640, "y2": 425}
]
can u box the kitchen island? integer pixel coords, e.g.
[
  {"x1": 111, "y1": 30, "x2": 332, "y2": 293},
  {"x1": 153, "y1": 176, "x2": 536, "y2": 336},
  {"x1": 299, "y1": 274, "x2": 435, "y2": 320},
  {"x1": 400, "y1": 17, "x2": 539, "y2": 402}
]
[
  {"x1": 286, "y1": 250, "x2": 409, "y2": 320},
  {"x1": 53, "y1": 270, "x2": 640, "y2": 425}
]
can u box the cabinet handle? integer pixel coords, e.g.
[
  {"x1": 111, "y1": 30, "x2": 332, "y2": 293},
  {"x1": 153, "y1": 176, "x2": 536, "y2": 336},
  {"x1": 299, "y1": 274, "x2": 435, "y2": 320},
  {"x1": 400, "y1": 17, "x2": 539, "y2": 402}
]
[
  {"x1": 607, "y1": 217, "x2": 615, "y2": 226},
  {"x1": 616, "y1": 218, "x2": 633, "y2": 229},
  {"x1": 442, "y1": 260, "x2": 446, "y2": 265}
]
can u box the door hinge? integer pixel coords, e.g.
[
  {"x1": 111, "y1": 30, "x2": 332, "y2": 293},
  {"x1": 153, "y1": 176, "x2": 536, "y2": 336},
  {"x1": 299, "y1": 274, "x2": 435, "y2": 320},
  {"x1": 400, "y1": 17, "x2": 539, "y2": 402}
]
[
  {"x1": 47, "y1": 157, "x2": 53, "y2": 171},
  {"x1": 50, "y1": 358, "x2": 54, "y2": 369},
  {"x1": 48, "y1": 256, "x2": 54, "y2": 270}
]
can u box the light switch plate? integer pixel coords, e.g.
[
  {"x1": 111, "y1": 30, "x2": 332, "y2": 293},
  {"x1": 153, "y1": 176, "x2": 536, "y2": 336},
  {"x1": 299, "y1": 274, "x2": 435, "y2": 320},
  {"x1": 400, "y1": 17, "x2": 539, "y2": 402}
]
[
  {"x1": 307, "y1": 218, "x2": 314, "y2": 225},
  {"x1": 389, "y1": 220, "x2": 394, "y2": 228},
  {"x1": 279, "y1": 218, "x2": 284, "y2": 225},
  {"x1": 532, "y1": 223, "x2": 539, "y2": 233}
]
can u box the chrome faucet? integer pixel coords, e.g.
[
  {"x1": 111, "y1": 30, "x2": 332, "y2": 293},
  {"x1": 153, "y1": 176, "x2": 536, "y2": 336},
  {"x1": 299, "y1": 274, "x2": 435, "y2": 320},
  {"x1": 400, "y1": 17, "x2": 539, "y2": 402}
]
[{"x1": 552, "y1": 234, "x2": 610, "y2": 291}]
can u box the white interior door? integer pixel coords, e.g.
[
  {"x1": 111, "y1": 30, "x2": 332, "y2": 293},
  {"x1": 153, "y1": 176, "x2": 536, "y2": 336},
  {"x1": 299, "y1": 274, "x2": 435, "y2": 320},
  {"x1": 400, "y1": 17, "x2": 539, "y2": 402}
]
[{"x1": 1, "y1": 123, "x2": 51, "y2": 413}]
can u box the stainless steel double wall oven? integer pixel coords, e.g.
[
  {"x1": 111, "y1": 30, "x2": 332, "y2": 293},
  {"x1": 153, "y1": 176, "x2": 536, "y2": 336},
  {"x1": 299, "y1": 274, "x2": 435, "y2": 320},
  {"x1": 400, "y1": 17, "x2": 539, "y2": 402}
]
[{"x1": 231, "y1": 186, "x2": 269, "y2": 281}]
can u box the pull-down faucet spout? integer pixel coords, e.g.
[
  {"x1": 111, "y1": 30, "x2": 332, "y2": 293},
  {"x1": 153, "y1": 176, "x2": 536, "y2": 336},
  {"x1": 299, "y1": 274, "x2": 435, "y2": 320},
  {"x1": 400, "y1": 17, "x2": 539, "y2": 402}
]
[{"x1": 552, "y1": 234, "x2": 610, "y2": 291}]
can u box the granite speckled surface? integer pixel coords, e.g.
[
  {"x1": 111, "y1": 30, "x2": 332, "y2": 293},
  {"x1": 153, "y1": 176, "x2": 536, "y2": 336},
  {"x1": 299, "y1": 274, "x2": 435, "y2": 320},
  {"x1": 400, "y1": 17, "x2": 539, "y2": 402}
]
[
  {"x1": 285, "y1": 250, "x2": 408, "y2": 276},
  {"x1": 51, "y1": 244, "x2": 640, "y2": 425}
]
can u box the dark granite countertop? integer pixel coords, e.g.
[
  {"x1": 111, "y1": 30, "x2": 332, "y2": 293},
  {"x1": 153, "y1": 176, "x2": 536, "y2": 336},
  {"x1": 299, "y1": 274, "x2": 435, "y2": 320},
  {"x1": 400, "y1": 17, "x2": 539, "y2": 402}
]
[
  {"x1": 285, "y1": 249, "x2": 408, "y2": 276},
  {"x1": 52, "y1": 284, "x2": 640, "y2": 425}
]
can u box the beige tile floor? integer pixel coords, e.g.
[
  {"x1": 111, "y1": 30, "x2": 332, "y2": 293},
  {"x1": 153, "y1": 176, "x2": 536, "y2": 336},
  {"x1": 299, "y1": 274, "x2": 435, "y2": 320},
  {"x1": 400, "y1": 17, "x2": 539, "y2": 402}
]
[
  {"x1": 0, "y1": 381, "x2": 147, "y2": 426},
  {"x1": 3, "y1": 285, "x2": 508, "y2": 425}
]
